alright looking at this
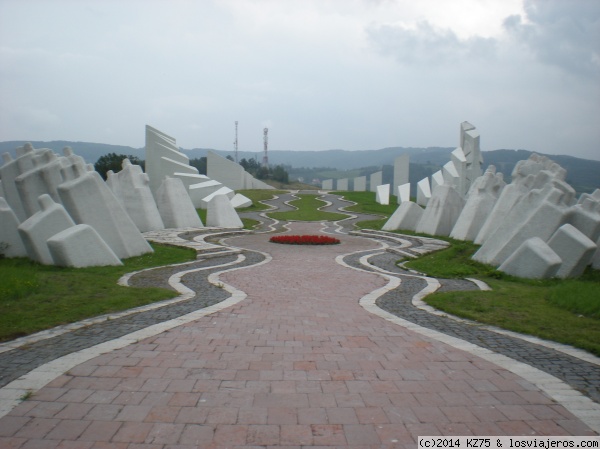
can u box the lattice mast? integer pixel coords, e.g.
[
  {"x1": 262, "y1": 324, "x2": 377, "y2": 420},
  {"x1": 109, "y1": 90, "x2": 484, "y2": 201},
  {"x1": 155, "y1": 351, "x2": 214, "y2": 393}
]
[
  {"x1": 234, "y1": 121, "x2": 239, "y2": 163},
  {"x1": 262, "y1": 127, "x2": 269, "y2": 168}
]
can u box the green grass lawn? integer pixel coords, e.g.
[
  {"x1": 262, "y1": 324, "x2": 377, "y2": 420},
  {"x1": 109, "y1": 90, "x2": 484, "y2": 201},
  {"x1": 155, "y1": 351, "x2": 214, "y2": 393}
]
[
  {"x1": 0, "y1": 244, "x2": 196, "y2": 342},
  {"x1": 268, "y1": 194, "x2": 348, "y2": 222},
  {"x1": 333, "y1": 191, "x2": 398, "y2": 229},
  {"x1": 403, "y1": 239, "x2": 600, "y2": 356}
]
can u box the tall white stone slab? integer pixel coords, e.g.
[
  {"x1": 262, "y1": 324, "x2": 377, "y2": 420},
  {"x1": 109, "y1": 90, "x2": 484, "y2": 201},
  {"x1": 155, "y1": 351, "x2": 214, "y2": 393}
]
[
  {"x1": 442, "y1": 161, "x2": 460, "y2": 189},
  {"x1": 567, "y1": 197, "x2": 600, "y2": 243},
  {"x1": 376, "y1": 184, "x2": 390, "y2": 205},
  {"x1": 547, "y1": 224, "x2": 596, "y2": 278},
  {"x1": 498, "y1": 237, "x2": 562, "y2": 279},
  {"x1": 58, "y1": 170, "x2": 153, "y2": 259},
  {"x1": 155, "y1": 177, "x2": 203, "y2": 228},
  {"x1": 450, "y1": 148, "x2": 468, "y2": 196},
  {"x1": 398, "y1": 183, "x2": 411, "y2": 203},
  {"x1": 416, "y1": 183, "x2": 465, "y2": 237},
  {"x1": 450, "y1": 167, "x2": 505, "y2": 241},
  {"x1": 431, "y1": 170, "x2": 444, "y2": 192},
  {"x1": 370, "y1": 171, "x2": 382, "y2": 192},
  {"x1": 461, "y1": 121, "x2": 483, "y2": 189},
  {"x1": 383, "y1": 201, "x2": 424, "y2": 232},
  {"x1": 322, "y1": 179, "x2": 334, "y2": 190},
  {"x1": 48, "y1": 224, "x2": 123, "y2": 267},
  {"x1": 393, "y1": 153, "x2": 409, "y2": 203},
  {"x1": 145, "y1": 125, "x2": 197, "y2": 193},
  {"x1": 207, "y1": 150, "x2": 273, "y2": 190},
  {"x1": 18, "y1": 195, "x2": 76, "y2": 265},
  {"x1": 353, "y1": 176, "x2": 366, "y2": 192},
  {"x1": 416, "y1": 177, "x2": 431, "y2": 207},
  {"x1": 336, "y1": 178, "x2": 348, "y2": 191},
  {"x1": 206, "y1": 194, "x2": 243, "y2": 228},
  {"x1": 0, "y1": 197, "x2": 27, "y2": 257},
  {"x1": 107, "y1": 159, "x2": 164, "y2": 232}
]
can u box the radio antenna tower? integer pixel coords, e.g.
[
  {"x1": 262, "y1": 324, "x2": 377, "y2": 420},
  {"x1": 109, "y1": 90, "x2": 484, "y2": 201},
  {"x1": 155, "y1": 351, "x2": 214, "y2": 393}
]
[
  {"x1": 234, "y1": 121, "x2": 239, "y2": 163},
  {"x1": 262, "y1": 127, "x2": 269, "y2": 168}
]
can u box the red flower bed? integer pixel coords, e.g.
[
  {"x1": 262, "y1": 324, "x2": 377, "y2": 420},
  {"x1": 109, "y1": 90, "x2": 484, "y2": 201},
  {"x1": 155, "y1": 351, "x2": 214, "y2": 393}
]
[{"x1": 269, "y1": 234, "x2": 341, "y2": 245}]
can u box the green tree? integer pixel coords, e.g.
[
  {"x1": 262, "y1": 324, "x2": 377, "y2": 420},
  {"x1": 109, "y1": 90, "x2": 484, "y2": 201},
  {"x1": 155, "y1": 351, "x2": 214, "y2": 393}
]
[
  {"x1": 94, "y1": 153, "x2": 144, "y2": 180},
  {"x1": 189, "y1": 157, "x2": 207, "y2": 174}
]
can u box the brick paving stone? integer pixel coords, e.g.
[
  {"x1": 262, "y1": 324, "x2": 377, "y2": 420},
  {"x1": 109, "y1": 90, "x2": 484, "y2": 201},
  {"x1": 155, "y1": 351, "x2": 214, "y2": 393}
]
[{"x1": 0, "y1": 219, "x2": 598, "y2": 447}]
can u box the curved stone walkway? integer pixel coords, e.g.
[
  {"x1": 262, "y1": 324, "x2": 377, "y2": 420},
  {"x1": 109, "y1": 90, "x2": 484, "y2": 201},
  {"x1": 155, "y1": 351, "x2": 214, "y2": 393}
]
[{"x1": 0, "y1": 191, "x2": 598, "y2": 448}]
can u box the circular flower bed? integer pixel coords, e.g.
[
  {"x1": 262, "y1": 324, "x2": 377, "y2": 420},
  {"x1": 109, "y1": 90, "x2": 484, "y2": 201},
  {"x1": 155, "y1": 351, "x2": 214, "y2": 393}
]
[{"x1": 269, "y1": 235, "x2": 341, "y2": 245}]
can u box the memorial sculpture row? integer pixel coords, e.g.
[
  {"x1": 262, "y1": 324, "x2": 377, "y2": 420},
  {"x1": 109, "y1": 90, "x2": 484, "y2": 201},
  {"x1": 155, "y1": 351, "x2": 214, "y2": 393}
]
[
  {"x1": 383, "y1": 123, "x2": 600, "y2": 279},
  {"x1": 0, "y1": 125, "x2": 259, "y2": 268}
]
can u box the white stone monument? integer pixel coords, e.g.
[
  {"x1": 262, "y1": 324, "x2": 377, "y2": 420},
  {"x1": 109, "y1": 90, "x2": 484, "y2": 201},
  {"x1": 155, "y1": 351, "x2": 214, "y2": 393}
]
[
  {"x1": 353, "y1": 176, "x2": 366, "y2": 192},
  {"x1": 155, "y1": 177, "x2": 204, "y2": 229},
  {"x1": 376, "y1": 184, "x2": 390, "y2": 205},
  {"x1": 416, "y1": 183, "x2": 465, "y2": 237}
]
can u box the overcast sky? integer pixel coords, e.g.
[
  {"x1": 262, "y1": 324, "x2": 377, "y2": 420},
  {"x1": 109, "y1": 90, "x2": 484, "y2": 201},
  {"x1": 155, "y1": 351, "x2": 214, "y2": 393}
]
[{"x1": 1, "y1": 0, "x2": 598, "y2": 160}]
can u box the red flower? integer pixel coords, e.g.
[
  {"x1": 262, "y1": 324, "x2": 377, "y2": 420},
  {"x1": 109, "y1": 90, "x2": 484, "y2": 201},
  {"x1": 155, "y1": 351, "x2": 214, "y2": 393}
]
[{"x1": 269, "y1": 234, "x2": 340, "y2": 245}]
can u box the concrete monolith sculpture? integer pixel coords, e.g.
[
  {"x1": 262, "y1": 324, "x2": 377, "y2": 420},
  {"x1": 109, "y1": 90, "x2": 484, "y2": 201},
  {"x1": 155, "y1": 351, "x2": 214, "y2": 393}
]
[
  {"x1": 450, "y1": 167, "x2": 505, "y2": 241},
  {"x1": 473, "y1": 182, "x2": 575, "y2": 267},
  {"x1": 58, "y1": 170, "x2": 153, "y2": 259},
  {"x1": 547, "y1": 224, "x2": 596, "y2": 278},
  {"x1": 107, "y1": 159, "x2": 165, "y2": 232},
  {"x1": 206, "y1": 194, "x2": 243, "y2": 228},
  {"x1": 337, "y1": 178, "x2": 348, "y2": 191},
  {"x1": 155, "y1": 177, "x2": 203, "y2": 228},
  {"x1": 497, "y1": 237, "x2": 562, "y2": 279},
  {"x1": 370, "y1": 171, "x2": 382, "y2": 192},
  {"x1": 416, "y1": 183, "x2": 465, "y2": 236},
  {"x1": 0, "y1": 197, "x2": 27, "y2": 258},
  {"x1": 416, "y1": 177, "x2": 431, "y2": 207},
  {"x1": 353, "y1": 176, "x2": 366, "y2": 192},
  {"x1": 376, "y1": 184, "x2": 390, "y2": 205},
  {"x1": 18, "y1": 195, "x2": 77, "y2": 265},
  {"x1": 382, "y1": 201, "x2": 424, "y2": 232}
]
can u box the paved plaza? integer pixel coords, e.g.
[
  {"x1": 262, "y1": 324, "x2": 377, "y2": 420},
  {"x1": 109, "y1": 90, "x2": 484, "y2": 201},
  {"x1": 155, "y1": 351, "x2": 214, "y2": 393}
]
[{"x1": 0, "y1": 192, "x2": 598, "y2": 448}]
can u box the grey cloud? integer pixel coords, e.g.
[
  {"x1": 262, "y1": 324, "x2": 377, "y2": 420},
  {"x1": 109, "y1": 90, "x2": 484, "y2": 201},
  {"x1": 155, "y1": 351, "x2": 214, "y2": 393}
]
[
  {"x1": 367, "y1": 21, "x2": 497, "y2": 65},
  {"x1": 503, "y1": 0, "x2": 600, "y2": 78}
]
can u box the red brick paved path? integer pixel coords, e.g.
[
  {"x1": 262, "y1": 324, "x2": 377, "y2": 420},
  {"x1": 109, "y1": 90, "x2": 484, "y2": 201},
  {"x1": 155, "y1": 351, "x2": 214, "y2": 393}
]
[{"x1": 0, "y1": 222, "x2": 595, "y2": 448}]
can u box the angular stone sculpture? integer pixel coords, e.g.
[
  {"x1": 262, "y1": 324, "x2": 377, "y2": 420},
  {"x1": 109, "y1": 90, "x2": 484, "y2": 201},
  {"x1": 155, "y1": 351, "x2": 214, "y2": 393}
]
[
  {"x1": 498, "y1": 237, "x2": 562, "y2": 279},
  {"x1": 58, "y1": 170, "x2": 153, "y2": 259},
  {"x1": 416, "y1": 183, "x2": 465, "y2": 237},
  {"x1": 199, "y1": 186, "x2": 236, "y2": 209},
  {"x1": 393, "y1": 153, "x2": 409, "y2": 203},
  {"x1": 450, "y1": 167, "x2": 505, "y2": 241},
  {"x1": 353, "y1": 176, "x2": 366, "y2": 192},
  {"x1": 382, "y1": 201, "x2": 424, "y2": 232},
  {"x1": 15, "y1": 151, "x2": 64, "y2": 217},
  {"x1": 442, "y1": 160, "x2": 460, "y2": 188},
  {"x1": 376, "y1": 184, "x2": 390, "y2": 205},
  {"x1": 155, "y1": 177, "x2": 203, "y2": 229},
  {"x1": 336, "y1": 178, "x2": 348, "y2": 191},
  {"x1": 107, "y1": 159, "x2": 165, "y2": 232},
  {"x1": 547, "y1": 224, "x2": 596, "y2": 278},
  {"x1": 1, "y1": 145, "x2": 38, "y2": 221},
  {"x1": 370, "y1": 171, "x2": 382, "y2": 193},
  {"x1": 18, "y1": 195, "x2": 76, "y2": 265},
  {"x1": 47, "y1": 224, "x2": 123, "y2": 267},
  {"x1": 473, "y1": 183, "x2": 575, "y2": 267},
  {"x1": 207, "y1": 150, "x2": 273, "y2": 190},
  {"x1": 231, "y1": 193, "x2": 253, "y2": 209},
  {"x1": 322, "y1": 179, "x2": 333, "y2": 190},
  {"x1": 0, "y1": 197, "x2": 27, "y2": 257},
  {"x1": 431, "y1": 170, "x2": 444, "y2": 192},
  {"x1": 475, "y1": 154, "x2": 567, "y2": 245},
  {"x1": 416, "y1": 177, "x2": 431, "y2": 207},
  {"x1": 450, "y1": 148, "x2": 468, "y2": 196},
  {"x1": 567, "y1": 196, "x2": 600, "y2": 243},
  {"x1": 206, "y1": 194, "x2": 243, "y2": 228},
  {"x1": 398, "y1": 183, "x2": 410, "y2": 203}
]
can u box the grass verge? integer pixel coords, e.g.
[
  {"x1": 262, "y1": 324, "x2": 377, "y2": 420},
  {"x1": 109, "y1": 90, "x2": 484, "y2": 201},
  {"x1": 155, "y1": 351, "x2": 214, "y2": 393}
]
[
  {"x1": 268, "y1": 194, "x2": 348, "y2": 222},
  {"x1": 0, "y1": 244, "x2": 196, "y2": 342},
  {"x1": 403, "y1": 239, "x2": 600, "y2": 356},
  {"x1": 333, "y1": 191, "x2": 397, "y2": 229}
]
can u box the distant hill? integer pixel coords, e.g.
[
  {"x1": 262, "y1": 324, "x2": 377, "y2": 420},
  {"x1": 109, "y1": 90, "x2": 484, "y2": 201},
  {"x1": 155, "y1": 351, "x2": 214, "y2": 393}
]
[{"x1": 1, "y1": 140, "x2": 598, "y2": 194}]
